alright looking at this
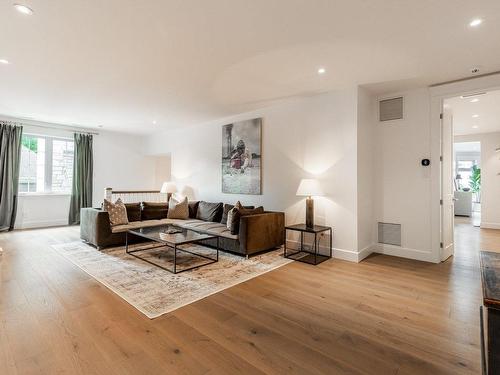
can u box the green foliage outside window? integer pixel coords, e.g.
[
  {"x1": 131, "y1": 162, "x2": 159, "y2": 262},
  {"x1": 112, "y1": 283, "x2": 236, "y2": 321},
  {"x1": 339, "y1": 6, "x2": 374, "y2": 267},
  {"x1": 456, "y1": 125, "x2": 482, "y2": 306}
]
[
  {"x1": 21, "y1": 136, "x2": 38, "y2": 153},
  {"x1": 469, "y1": 164, "x2": 481, "y2": 202},
  {"x1": 469, "y1": 165, "x2": 481, "y2": 193}
]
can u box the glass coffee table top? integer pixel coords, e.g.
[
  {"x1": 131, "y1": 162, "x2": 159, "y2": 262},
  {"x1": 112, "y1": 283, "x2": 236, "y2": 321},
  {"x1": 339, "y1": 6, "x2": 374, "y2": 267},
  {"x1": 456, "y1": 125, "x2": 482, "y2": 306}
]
[
  {"x1": 128, "y1": 224, "x2": 216, "y2": 245},
  {"x1": 126, "y1": 224, "x2": 219, "y2": 274}
]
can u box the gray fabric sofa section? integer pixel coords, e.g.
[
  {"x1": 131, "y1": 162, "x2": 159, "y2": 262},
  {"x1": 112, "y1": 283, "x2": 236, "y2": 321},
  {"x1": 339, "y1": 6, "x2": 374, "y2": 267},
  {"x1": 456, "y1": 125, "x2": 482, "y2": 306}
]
[{"x1": 80, "y1": 207, "x2": 284, "y2": 256}]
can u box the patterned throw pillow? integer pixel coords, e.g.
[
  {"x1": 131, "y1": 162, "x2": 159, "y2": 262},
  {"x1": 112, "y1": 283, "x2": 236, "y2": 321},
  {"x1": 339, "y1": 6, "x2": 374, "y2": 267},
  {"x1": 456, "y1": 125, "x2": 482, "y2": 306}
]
[
  {"x1": 167, "y1": 196, "x2": 189, "y2": 219},
  {"x1": 103, "y1": 198, "x2": 129, "y2": 226}
]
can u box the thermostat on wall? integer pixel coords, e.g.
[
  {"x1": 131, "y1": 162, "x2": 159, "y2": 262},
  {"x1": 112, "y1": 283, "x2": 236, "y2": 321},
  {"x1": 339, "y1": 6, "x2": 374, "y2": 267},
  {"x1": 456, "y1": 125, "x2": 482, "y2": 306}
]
[{"x1": 421, "y1": 159, "x2": 430, "y2": 166}]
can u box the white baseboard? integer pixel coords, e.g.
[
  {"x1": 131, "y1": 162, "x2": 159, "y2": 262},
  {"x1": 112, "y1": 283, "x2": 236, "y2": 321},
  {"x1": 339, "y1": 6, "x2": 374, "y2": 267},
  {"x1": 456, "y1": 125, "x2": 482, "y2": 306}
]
[
  {"x1": 358, "y1": 244, "x2": 375, "y2": 262},
  {"x1": 481, "y1": 222, "x2": 500, "y2": 230},
  {"x1": 333, "y1": 247, "x2": 361, "y2": 262},
  {"x1": 285, "y1": 240, "x2": 437, "y2": 263},
  {"x1": 373, "y1": 243, "x2": 437, "y2": 263},
  {"x1": 15, "y1": 219, "x2": 68, "y2": 229}
]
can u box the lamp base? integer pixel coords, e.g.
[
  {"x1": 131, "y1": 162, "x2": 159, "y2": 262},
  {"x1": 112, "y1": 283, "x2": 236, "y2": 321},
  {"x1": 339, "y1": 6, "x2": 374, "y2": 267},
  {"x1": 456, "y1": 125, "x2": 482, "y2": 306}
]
[{"x1": 306, "y1": 197, "x2": 314, "y2": 229}]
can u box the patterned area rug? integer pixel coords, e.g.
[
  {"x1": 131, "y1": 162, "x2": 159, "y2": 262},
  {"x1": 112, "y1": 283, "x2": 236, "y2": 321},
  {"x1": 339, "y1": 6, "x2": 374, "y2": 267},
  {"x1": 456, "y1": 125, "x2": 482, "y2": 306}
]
[{"x1": 51, "y1": 241, "x2": 291, "y2": 319}]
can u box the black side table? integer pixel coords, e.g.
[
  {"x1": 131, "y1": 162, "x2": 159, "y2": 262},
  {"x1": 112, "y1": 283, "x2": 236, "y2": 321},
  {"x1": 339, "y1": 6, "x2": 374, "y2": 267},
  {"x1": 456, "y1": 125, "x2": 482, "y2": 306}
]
[{"x1": 284, "y1": 224, "x2": 332, "y2": 265}]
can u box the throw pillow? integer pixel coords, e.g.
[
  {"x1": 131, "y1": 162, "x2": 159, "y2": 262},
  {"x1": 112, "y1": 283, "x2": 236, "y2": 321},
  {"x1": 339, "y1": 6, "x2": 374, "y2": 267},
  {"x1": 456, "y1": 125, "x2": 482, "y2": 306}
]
[
  {"x1": 125, "y1": 203, "x2": 141, "y2": 222},
  {"x1": 226, "y1": 206, "x2": 238, "y2": 232},
  {"x1": 227, "y1": 205, "x2": 264, "y2": 235},
  {"x1": 196, "y1": 201, "x2": 223, "y2": 222},
  {"x1": 142, "y1": 202, "x2": 168, "y2": 220},
  {"x1": 188, "y1": 201, "x2": 199, "y2": 218},
  {"x1": 167, "y1": 196, "x2": 189, "y2": 219},
  {"x1": 103, "y1": 198, "x2": 129, "y2": 226},
  {"x1": 221, "y1": 202, "x2": 255, "y2": 224}
]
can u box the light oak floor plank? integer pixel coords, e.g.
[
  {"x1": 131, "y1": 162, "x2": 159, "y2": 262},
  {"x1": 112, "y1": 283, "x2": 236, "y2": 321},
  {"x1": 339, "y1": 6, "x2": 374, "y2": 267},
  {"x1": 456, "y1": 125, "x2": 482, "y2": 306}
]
[{"x1": 0, "y1": 220, "x2": 496, "y2": 374}]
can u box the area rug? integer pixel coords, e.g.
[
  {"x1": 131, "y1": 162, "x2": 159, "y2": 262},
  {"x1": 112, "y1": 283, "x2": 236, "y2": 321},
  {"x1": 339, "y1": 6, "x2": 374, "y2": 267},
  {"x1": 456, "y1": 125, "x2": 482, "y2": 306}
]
[{"x1": 51, "y1": 241, "x2": 291, "y2": 319}]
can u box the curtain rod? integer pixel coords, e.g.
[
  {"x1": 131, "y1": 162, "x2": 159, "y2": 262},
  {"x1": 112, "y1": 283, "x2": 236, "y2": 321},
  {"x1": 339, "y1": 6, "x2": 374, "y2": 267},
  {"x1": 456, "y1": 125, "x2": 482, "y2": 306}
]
[{"x1": 0, "y1": 117, "x2": 99, "y2": 135}]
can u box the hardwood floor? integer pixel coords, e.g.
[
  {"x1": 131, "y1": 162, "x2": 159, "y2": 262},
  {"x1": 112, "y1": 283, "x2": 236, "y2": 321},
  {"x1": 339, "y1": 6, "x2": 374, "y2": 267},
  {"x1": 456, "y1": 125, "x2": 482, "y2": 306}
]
[{"x1": 1, "y1": 223, "x2": 498, "y2": 374}]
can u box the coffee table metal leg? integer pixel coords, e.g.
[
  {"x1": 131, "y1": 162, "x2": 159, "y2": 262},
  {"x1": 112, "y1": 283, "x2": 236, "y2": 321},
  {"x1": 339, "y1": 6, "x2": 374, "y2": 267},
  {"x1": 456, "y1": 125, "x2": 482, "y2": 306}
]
[
  {"x1": 330, "y1": 228, "x2": 333, "y2": 258},
  {"x1": 217, "y1": 236, "x2": 219, "y2": 261},
  {"x1": 284, "y1": 229, "x2": 287, "y2": 257},
  {"x1": 174, "y1": 244, "x2": 177, "y2": 274},
  {"x1": 314, "y1": 232, "x2": 317, "y2": 265},
  {"x1": 125, "y1": 232, "x2": 129, "y2": 253}
]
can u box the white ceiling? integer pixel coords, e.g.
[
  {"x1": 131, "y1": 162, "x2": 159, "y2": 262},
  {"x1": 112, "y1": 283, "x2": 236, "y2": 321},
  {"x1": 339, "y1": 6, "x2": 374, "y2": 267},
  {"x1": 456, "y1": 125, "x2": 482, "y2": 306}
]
[
  {"x1": 1, "y1": 0, "x2": 500, "y2": 134},
  {"x1": 446, "y1": 90, "x2": 500, "y2": 135}
]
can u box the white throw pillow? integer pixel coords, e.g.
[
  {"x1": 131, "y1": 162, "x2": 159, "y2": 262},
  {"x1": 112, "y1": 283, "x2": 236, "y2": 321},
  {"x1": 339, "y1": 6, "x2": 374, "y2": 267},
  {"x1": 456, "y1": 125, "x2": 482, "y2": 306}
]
[
  {"x1": 103, "y1": 198, "x2": 129, "y2": 226},
  {"x1": 167, "y1": 196, "x2": 189, "y2": 219}
]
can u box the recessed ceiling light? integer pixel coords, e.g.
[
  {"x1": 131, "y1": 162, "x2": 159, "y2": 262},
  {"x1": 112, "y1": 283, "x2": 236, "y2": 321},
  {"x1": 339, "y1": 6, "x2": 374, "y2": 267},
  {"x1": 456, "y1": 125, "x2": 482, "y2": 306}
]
[
  {"x1": 472, "y1": 114, "x2": 479, "y2": 118},
  {"x1": 0, "y1": 59, "x2": 9, "y2": 64},
  {"x1": 152, "y1": 120, "x2": 157, "y2": 125},
  {"x1": 469, "y1": 18, "x2": 483, "y2": 27},
  {"x1": 472, "y1": 125, "x2": 479, "y2": 129},
  {"x1": 470, "y1": 98, "x2": 479, "y2": 103},
  {"x1": 317, "y1": 68, "x2": 326, "y2": 74},
  {"x1": 13, "y1": 4, "x2": 34, "y2": 15}
]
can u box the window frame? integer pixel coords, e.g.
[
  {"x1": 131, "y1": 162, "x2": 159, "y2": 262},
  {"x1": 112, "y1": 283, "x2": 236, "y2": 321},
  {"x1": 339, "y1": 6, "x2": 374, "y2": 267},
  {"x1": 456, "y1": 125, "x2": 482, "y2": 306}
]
[{"x1": 19, "y1": 133, "x2": 75, "y2": 196}]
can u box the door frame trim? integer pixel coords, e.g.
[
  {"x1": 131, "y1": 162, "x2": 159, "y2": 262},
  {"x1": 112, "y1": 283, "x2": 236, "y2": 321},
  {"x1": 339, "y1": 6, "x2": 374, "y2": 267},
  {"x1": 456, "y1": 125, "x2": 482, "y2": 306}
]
[
  {"x1": 430, "y1": 73, "x2": 500, "y2": 263},
  {"x1": 439, "y1": 107, "x2": 454, "y2": 261}
]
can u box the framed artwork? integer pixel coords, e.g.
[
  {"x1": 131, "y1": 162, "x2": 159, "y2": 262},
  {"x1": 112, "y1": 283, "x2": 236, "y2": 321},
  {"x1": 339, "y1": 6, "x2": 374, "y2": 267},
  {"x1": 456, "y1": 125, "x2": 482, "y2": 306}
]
[{"x1": 221, "y1": 118, "x2": 262, "y2": 195}]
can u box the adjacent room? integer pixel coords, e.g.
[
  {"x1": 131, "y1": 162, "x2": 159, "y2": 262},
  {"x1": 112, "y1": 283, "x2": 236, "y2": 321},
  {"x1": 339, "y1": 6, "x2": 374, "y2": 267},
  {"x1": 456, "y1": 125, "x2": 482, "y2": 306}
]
[
  {"x1": 2, "y1": 1, "x2": 500, "y2": 374},
  {"x1": 453, "y1": 141, "x2": 481, "y2": 227},
  {"x1": 443, "y1": 90, "x2": 500, "y2": 267}
]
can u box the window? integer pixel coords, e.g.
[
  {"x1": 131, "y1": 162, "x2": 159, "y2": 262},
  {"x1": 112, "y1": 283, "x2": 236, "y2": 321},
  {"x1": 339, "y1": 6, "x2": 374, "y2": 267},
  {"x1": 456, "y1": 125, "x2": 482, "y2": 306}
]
[
  {"x1": 454, "y1": 159, "x2": 479, "y2": 191},
  {"x1": 19, "y1": 134, "x2": 74, "y2": 194}
]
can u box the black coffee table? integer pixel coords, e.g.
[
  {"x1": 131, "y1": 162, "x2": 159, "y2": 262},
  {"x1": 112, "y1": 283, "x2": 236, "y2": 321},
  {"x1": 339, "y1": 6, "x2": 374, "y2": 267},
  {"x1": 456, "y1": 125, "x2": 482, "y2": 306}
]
[{"x1": 125, "y1": 225, "x2": 219, "y2": 274}]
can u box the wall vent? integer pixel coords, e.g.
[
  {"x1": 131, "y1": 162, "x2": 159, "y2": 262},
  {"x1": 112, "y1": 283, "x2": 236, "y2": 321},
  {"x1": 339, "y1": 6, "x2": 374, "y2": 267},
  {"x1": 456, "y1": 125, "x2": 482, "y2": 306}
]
[
  {"x1": 378, "y1": 222, "x2": 401, "y2": 246},
  {"x1": 379, "y1": 97, "x2": 403, "y2": 121}
]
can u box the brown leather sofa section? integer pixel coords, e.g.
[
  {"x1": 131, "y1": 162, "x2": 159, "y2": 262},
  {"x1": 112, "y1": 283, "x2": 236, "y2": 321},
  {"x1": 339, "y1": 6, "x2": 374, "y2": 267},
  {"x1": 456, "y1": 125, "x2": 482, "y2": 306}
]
[
  {"x1": 141, "y1": 202, "x2": 168, "y2": 220},
  {"x1": 80, "y1": 208, "x2": 125, "y2": 249},
  {"x1": 239, "y1": 212, "x2": 285, "y2": 255},
  {"x1": 125, "y1": 203, "x2": 141, "y2": 222},
  {"x1": 80, "y1": 206, "x2": 285, "y2": 256}
]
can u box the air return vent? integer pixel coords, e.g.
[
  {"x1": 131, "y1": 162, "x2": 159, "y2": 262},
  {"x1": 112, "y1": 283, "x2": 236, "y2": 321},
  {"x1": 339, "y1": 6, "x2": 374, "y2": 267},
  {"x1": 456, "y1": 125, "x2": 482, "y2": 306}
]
[
  {"x1": 378, "y1": 222, "x2": 401, "y2": 246},
  {"x1": 379, "y1": 97, "x2": 403, "y2": 121}
]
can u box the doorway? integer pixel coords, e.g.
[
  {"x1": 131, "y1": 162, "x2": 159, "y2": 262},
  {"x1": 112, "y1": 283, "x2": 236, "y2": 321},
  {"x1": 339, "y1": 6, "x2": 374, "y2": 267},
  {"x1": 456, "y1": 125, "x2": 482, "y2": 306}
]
[
  {"x1": 441, "y1": 89, "x2": 500, "y2": 260},
  {"x1": 453, "y1": 141, "x2": 481, "y2": 227}
]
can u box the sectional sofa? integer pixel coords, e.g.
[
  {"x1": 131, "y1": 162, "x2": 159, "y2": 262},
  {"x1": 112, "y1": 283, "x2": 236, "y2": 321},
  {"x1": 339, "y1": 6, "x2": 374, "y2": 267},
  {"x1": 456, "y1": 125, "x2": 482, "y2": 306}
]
[{"x1": 80, "y1": 201, "x2": 285, "y2": 257}]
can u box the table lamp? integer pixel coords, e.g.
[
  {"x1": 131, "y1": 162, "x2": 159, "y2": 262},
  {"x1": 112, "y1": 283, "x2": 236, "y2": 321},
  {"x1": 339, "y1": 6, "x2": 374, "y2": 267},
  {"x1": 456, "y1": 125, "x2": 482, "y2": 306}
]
[
  {"x1": 296, "y1": 179, "x2": 323, "y2": 228},
  {"x1": 160, "y1": 182, "x2": 177, "y2": 199}
]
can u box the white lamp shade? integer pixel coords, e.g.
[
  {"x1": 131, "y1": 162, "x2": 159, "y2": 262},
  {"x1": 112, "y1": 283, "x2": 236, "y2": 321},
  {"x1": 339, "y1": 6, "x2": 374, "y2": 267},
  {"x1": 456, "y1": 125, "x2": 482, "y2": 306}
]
[
  {"x1": 296, "y1": 179, "x2": 323, "y2": 197},
  {"x1": 160, "y1": 182, "x2": 177, "y2": 194}
]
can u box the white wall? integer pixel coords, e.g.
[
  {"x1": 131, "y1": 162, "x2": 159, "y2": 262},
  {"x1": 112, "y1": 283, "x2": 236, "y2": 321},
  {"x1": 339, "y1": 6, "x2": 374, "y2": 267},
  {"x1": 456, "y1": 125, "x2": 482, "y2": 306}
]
[
  {"x1": 145, "y1": 89, "x2": 362, "y2": 260},
  {"x1": 92, "y1": 131, "x2": 157, "y2": 206},
  {"x1": 455, "y1": 132, "x2": 500, "y2": 229},
  {"x1": 373, "y1": 88, "x2": 435, "y2": 261},
  {"x1": 3, "y1": 116, "x2": 157, "y2": 229},
  {"x1": 153, "y1": 155, "x2": 172, "y2": 189},
  {"x1": 369, "y1": 73, "x2": 500, "y2": 263},
  {"x1": 356, "y1": 87, "x2": 375, "y2": 258}
]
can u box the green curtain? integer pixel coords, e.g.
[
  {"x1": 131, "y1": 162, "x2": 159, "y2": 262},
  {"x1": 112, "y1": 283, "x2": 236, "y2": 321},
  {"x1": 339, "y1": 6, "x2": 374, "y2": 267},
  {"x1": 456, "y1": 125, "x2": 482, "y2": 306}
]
[
  {"x1": 0, "y1": 122, "x2": 23, "y2": 231},
  {"x1": 69, "y1": 133, "x2": 93, "y2": 225}
]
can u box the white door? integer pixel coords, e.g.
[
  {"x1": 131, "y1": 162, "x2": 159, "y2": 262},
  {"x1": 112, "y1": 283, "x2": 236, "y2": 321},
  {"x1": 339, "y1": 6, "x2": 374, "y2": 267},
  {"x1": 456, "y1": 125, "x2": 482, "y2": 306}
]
[{"x1": 441, "y1": 107, "x2": 454, "y2": 261}]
